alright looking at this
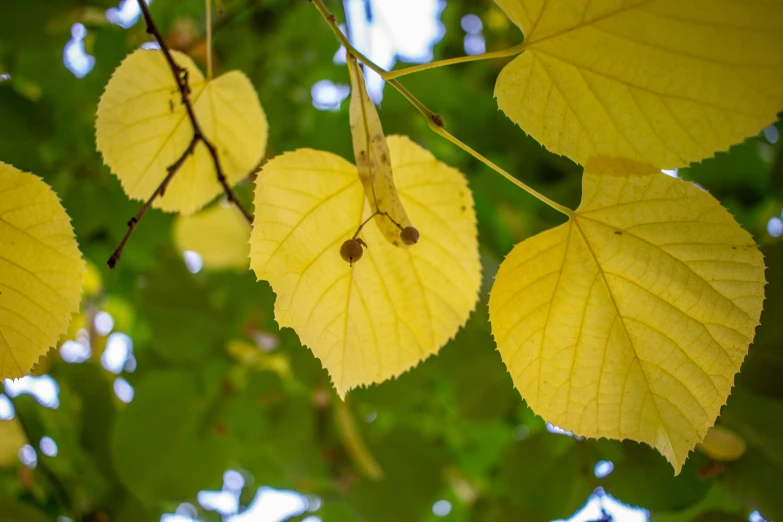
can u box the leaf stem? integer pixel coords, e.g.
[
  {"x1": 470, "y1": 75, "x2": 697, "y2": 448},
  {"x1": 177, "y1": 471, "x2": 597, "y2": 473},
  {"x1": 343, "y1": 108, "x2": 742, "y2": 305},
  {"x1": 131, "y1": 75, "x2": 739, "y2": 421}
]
[
  {"x1": 136, "y1": 0, "x2": 251, "y2": 221},
  {"x1": 206, "y1": 0, "x2": 213, "y2": 80},
  {"x1": 352, "y1": 210, "x2": 403, "y2": 240},
  {"x1": 108, "y1": 138, "x2": 198, "y2": 268},
  {"x1": 309, "y1": 0, "x2": 572, "y2": 217},
  {"x1": 309, "y1": 0, "x2": 443, "y2": 128},
  {"x1": 382, "y1": 44, "x2": 526, "y2": 81},
  {"x1": 428, "y1": 125, "x2": 573, "y2": 216}
]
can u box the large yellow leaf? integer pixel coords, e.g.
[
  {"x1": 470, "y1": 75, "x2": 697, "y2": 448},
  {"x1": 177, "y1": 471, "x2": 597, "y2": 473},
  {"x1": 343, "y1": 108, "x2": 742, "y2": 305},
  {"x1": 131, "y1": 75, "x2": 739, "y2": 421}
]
[
  {"x1": 96, "y1": 49, "x2": 268, "y2": 215},
  {"x1": 488, "y1": 157, "x2": 765, "y2": 472},
  {"x1": 173, "y1": 204, "x2": 250, "y2": 270},
  {"x1": 494, "y1": 0, "x2": 783, "y2": 168},
  {"x1": 249, "y1": 136, "x2": 481, "y2": 397},
  {"x1": 0, "y1": 163, "x2": 84, "y2": 379}
]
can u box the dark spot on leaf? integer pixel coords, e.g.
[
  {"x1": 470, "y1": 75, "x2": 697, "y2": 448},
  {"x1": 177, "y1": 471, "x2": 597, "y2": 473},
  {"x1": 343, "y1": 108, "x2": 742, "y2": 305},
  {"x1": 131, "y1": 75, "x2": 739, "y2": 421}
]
[{"x1": 614, "y1": 231, "x2": 622, "y2": 235}]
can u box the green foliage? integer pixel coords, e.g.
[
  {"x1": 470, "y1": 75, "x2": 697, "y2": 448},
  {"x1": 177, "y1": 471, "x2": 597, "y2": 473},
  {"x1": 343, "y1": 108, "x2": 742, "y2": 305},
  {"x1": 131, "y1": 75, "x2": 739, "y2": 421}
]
[
  {"x1": 494, "y1": 433, "x2": 598, "y2": 520},
  {"x1": 112, "y1": 371, "x2": 229, "y2": 503}
]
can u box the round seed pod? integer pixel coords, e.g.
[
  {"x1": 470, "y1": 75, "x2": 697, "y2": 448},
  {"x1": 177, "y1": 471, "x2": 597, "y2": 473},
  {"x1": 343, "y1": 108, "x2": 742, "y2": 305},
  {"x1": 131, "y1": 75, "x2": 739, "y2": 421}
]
[
  {"x1": 400, "y1": 226, "x2": 420, "y2": 245},
  {"x1": 340, "y1": 239, "x2": 364, "y2": 264}
]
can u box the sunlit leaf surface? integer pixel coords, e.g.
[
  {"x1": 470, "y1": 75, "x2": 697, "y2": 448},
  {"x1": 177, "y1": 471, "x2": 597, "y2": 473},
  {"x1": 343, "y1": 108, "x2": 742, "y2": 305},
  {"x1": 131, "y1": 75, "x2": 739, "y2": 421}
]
[
  {"x1": 250, "y1": 136, "x2": 481, "y2": 397},
  {"x1": 96, "y1": 49, "x2": 268, "y2": 214},
  {"x1": 494, "y1": 0, "x2": 783, "y2": 167},
  {"x1": 489, "y1": 157, "x2": 765, "y2": 471},
  {"x1": 0, "y1": 163, "x2": 84, "y2": 379}
]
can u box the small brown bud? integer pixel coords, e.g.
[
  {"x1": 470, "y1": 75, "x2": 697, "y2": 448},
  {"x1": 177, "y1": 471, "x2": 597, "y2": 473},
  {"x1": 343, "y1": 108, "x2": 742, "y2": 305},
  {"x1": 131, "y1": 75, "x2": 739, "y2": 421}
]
[
  {"x1": 400, "y1": 226, "x2": 420, "y2": 245},
  {"x1": 340, "y1": 239, "x2": 364, "y2": 264}
]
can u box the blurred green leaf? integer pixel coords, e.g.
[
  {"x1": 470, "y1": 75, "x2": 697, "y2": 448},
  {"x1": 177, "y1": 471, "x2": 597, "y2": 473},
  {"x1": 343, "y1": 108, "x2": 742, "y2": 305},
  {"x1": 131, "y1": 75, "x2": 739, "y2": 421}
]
[
  {"x1": 718, "y1": 388, "x2": 783, "y2": 521},
  {"x1": 226, "y1": 374, "x2": 327, "y2": 490},
  {"x1": 468, "y1": 500, "x2": 548, "y2": 522},
  {"x1": 138, "y1": 260, "x2": 227, "y2": 363},
  {"x1": 600, "y1": 442, "x2": 711, "y2": 513},
  {"x1": 0, "y1": 497, "x2": 50, "y2": 522},
  {"x1": 494, "y1": 432, "x2": 598, "y2": 520},
  {"x1": 653, "y1": 485, "x2": 744, "y2": 522},
  {"x1": 111, "y1": 370, "x2": 229, "y2": 504},
  {"x1": 736, "y1": 243, "x2": 783, "y2": 399},
  {"x1": 720, "y1": 447, "x2": 783, "y2": 522},
  {"x1": 690, "y1": 511, "x2": 747, "y2": 522},
  {"x1": 348, "y1": 428, "x2": 446, "y2": 522}
]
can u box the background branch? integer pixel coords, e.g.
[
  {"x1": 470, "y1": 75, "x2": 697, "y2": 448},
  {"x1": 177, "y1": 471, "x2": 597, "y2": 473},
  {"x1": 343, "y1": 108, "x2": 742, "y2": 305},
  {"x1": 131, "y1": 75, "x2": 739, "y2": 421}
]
[{"x1": 108, "y1": 138, "x2": 198, "y2": 268}]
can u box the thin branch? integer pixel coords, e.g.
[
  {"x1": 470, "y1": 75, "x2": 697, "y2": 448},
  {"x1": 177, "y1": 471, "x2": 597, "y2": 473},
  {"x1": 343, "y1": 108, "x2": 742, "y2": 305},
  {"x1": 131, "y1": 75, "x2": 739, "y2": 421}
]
[
  {"x1": 108, "y1": 138, "x2": 199, "y2": 268},
  {"x1": 135, "y1": 0, "x2": 252, "y2": 222},
  {"x1": 309, "y1": 0, "x2": 573, "y2": 217},
  {"x1": 107, "y1": 0, "x2": 255, "y2": 269}
]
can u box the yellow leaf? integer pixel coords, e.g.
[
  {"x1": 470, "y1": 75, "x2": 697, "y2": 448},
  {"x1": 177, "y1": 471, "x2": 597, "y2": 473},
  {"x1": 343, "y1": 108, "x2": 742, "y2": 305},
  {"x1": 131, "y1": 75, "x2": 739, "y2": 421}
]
[
  {"x1": 173, "y1": 203, "x2": 250, "y2": 270},
  {"x1": 63, "y1": 312, "x2": 87, "y2": 343},
  {"x1": 348, "y1": 55, "x2": 413, "y2": 245},
  {"x1": 249, "y1": 136, "x2": 481, "y2": 397},
  {"x1": 96, "y1": 49, "x2": 268, "y2": 214},
  {"x1": 82, "y1": 259, "x2": 103, "y2": 297},
  {"x1": 697, "y1": 425, "x2": 746, "y2": 462},
  {"x1": 103, "y1": 296, "x2": 135, "y2": 333},
  {"x1": 488, "y1": 157, "x2": 765, "y2": 472},
  {"x1": 0, "y1": 163, "x2": 85, "y2": 380},
  {"x1": 494, "y1": 0, "x2": 783, "y2": 168},
  {"x1": 0, "y1": 418, "x2": 25, "y2": 467},
  {"x1": 225, "y1": 338, "x2": 291, "y2": 378}
]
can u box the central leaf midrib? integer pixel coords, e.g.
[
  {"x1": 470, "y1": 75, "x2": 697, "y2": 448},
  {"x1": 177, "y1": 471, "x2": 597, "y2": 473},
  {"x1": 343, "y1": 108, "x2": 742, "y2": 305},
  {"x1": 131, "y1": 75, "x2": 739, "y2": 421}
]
[
  {"x1": 129, "y1": 82, "x2": 209, "y2": 194},
  {"x1": 571, "y1": 217, "x2": 677, "y2": 464}
]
